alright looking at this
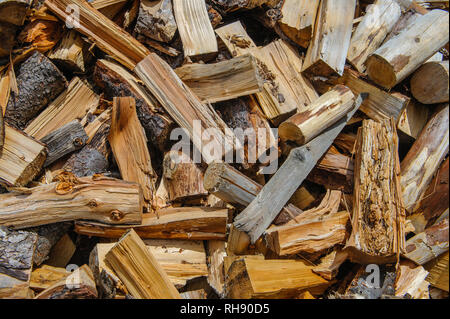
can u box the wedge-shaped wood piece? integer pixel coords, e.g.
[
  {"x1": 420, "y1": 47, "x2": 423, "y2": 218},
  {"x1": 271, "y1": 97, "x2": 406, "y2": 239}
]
[
  {"x1": 91, "y1": 0, "x2": 128, "y2": 19},
  {"x1": 44, "y1": 0, "x2": 150, "y2": 70},
  {"x1": 397, "y1": 99, "x2": 429, "y2": 141},
  {"x1": 35, "y1": 264, "x2": 98, "y2": 299},
  {"x1": 30, "y1": 265, "x2": 70, "y2": 291},
  {"x1": 400, "y1": 104, "x2": 449, "y2": 212},
  {"x1": 5, "y1": 51, "x2": 67, "y2": 130},
  {"x1": 25, "y1": 77, "x2": 99, "y2": 140},
  {"x1": 302, "y1": 0, "x2": 356, "y2": 77},
  {"x1": 48, "y1": 30, "x2": 91, "y2": 73},
  {"x1": 135, "y1": 53, "x2": 233, "y2": 164},
  {"x1": 366, "y1": 9, "x2": 449, "y2": 89},
  {"x1": 343, "y1": 69, "x2": 410, "y2": 123},
  {"x1": 345, "y1": 119, "x2": 405, "y2": 264},
  {"x1": 41, "y1": 120, "x2": 88, "y2": 167},
  {"x1": 313, "y1": 249, "x2": 348, "y2": 281},
  {"x1": 225, "y1": 257, "x2": 333, "y2": 298},
  {"x1": 347, "y1": 0, "x2": 401, "y2": 73},
  {"x1": 163, "y1": 150, "x2": 207, "y2": 202},
  {"x1": 425, "y1": 250, "x2": 449, "y2": 292},
  {"x1": 206, "y1": 240, "x2": 226, "y2": 297},
  {"x1": 403, "y1": 218, "x2": 449, "y2": 265},
  {"x1": 175, "y1": 54, "x2": 262, "y2": 103},
  {"x1": 105, "y1": 229, "x2": 181, "y2": 299},
  {"x1": 94, "y1": 59, "x2": 173, "y2": 153},
  {"x1": 395, "y1": 260, "x2": 430, "y2": 299},
  {"x1": 233, "y1": 94, "x2": 364, "y2": 243},
  {"x1": 173, "y1": 0, "x2": 217, "y2": 59},
  {"x1": 411, "y1": 61, "x2": 449, "y2": 104},
  {"x1": 0, "y1": 173, "x2": 143, "y2": 229},
  {"x1": 109, "y1": 97, "x2": 156, "y2": 212},
  {"x1": 0, "y1": 124, "x2": 47, "y2": 187},
  {"x1": 277, "y1": 0, "x2": 320, "y2": 48},
  {"x1": 75, "y1": 207, "x2": 227, "y2": 240},
  {"x1": 45, "y1": 234, "x2": 76, "y2": 268},
  {"x1": 134, "y1": 0, "x2": 177, "y2": 43},
  {"x1": 279, "y1": 85, "x2": 355, "y2": 145},
  {"x1": 215, "y1": 20, "x2": 257, "y2": 57}
]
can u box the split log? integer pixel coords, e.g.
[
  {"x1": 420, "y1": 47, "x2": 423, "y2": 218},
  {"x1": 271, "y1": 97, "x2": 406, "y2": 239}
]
[
  {"x1": 313, "y1": 249, "x2": 349, "y2": 281},
  {"x1": 225, "y1": 257, "x2": 333, "y2": 298},
  {"x1": 135, "y1": 53, "x2": 234, "y2": 164},
  {"x1": 75, "y1": 207, "x2": 228, "y2": 240},
  {"x1": 215, "y1": 21, "x2": 257, "y2": 58},
  {"x1": 48, "y1": 30, "x2": 91, "y2": 73},
  {"x1": 172, "y1": 0, "x2": 218, "y2": 59},
  {"x1": 265, "y1": 211, "x2": 349, "y2": 256},
  {"x1": 109, "y1": 97, "x2": 157, "y2": 211},
  {"x1": 18, "y1": 18, "x2": 62, "y2": 53},
  {"x1": 411, "y1": 60, "x2": 449, "y2": 104},
  {"x1": 395, "y1": 260, "x2": 430, "y2": 299},
  {"x1": 163, "y1": 150, "x2": 207, "y2": 202},
  {"x1": 24, "y1": 77, "x2": 100, "y2": 140},
  {"x1": 279, "y1": 85, "x2": 355, "y2": 146},
  {"x1": 400, "y1": 104, "x2": 449, "y2": 212},
  {"x1": 104, "y1": 229, "x2": 181, "y2": 299},
  {"x1": 91, "y1": 0, "x2": 128, "y2": 19},
  {"x1": 397, "y1": 99, "x2": 429, "y2": 141},
  {"x1": 0, "y1": 0, "x2": 30, "y2": 57},
  {"x1": 0, "y1": 226, "x2": 37, "y2": 281},
  {"x1": 0, "y1": 173, "x2": 143, "y2": 229},
  {"x1": 233, "y1": 94, "x2": 364, "y2": 243},
  {"x1": 175, "y1": 54, "x2": 263, "y2": 103},
  {"x1": 404, "y1": 218, "x2": 449, "y2": 265},
  {"x1": 343, "y1": 68, "x2": 410, "y2": 123},
  {"x1": 206, "y1": 240, "x2": 226, "y2": 297},
  {"x1": 347, "y1": 0, "x2": 402, "y2": 73},
  {"x1": 411, "y1": 158, "x2": 449, "y2": 232},
  {"x1": 5, "y1": 51, "x2": 67, "y2": 130},
  {"x1": 425, "y1": 250, "x2": 449, "y2": 292},
  {"x1": 302, "y1": 0, "x2": 356, "y2": 77},
  {"x1": 83, "y1": 108, "x2": 111, "y2": 143},
  {"x1": 345, "y1": 119, "x2": 405, "y2": 264},
  {"x1": 41, "y1": 120, "x2": 88, "y2": 167},
  {"x1": 0, "y1": 124, "x2": 47, "y2": 187},
  {"x1": 45, "y1": 234, "x2": 76, "y2": 268},
  {"x1": 44, "y1": 0, "x2": 150, "y2": 70},
  {"x1": 35, "y1": 264, "x2": 98, "y2": 299},
  {"x1": 277, "y1": 0, "x2": 320, "y2": 48},
  {"x1": 210, "y1": 0, "x2": 275, "y2": 12},
  {"x1": 30, "y1": 265, "x2": 70, "y2": 291},
  {"x1": 93, "y1": 59, "x2": 174, "y2": 153},
  {"x1": 366, "y1": 9, "x2": 449, "y2": 89},
  {"x1": 134, "y1": 0, "x2": 177, "y2": 43}
]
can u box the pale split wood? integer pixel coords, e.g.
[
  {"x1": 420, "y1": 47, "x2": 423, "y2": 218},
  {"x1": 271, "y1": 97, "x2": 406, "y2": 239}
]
[
  {"x1": 215, "y1": 20, "x2": 257, "y2": 58},
  {"x1": 395, "y1": 260, "x2": 430, "y2": 299},
  {"x1": 424, "y1": 250, "x2": 449, "y2": 292}
]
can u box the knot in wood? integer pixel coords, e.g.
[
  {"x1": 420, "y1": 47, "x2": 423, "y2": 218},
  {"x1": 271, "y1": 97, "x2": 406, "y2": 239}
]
[
  {"x1": 110, "y1": 210, "x2": 124, "y2": 221},
  {"x1": 73, "y1": 137, "x2": 84, "y2": 147},
  {"x1": 88, "y1": 199, "x2": 98, "y2": 208}
]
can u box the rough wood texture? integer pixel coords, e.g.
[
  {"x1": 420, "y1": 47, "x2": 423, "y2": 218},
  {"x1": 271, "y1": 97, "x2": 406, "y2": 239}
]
[
  {"x1": 75, "y1": 207, "x2": 227, "y2": 240},
  {"x1": 41, "y1": 120, "x2": 88, "y2": 167},
  {"x1": 425, "y1": 250, "x2": 449, "y2": 292},
  {"x1": 400, "y1": 104, "x2": 449, "y2": 212},
  {"x1": 411, "y1": 60, "x2": 449, "y2": 104},
  {"x1": 302, "y1": 0, "x2": 356, "y2": 77},
  {"x1": 366, "y1": 9, "x2": 449, "y2": 89},
  {"x1": 135, "y1": 53, "x2": 233, "y2": 164},
  {"x1": 0, "y1": 0, "x2": 30, "y2": 57},
  {"x1": 215, "y1": 20, "x2": 257, "y2": 57},
  {"x1": 277, "y1": 0, "x2": 320, "y2": 48},
  {"x1": 94, "y1": 59, "x2": 173, "y2": 153},
  {"x1": 5, "y1": 51, "x2": 67, "y2": 130},
  {"x1": 395, "y1": 260, "x2": 430, "y2": 298},
  {"x1": 347, "y1": 0, "x2": 401, "y2": 73},
  {"x1": 44, "y1": 0, "x2": 150, "y2": 70},
  {"x1": 0, "y1": 124, "x2": 47, "y2": 187},
  {"x1": 313, "y1": 249, "x2": 349, "y2": 281},
  {"x1": 45, "y1": 234, "x2": 76, "y2": 268},
  {"x1": 210, "y1": 0, "x2": 274, "y2": 12},
  {"x1": 35, "y1": 264, "x2": 98, "y2": 299},
  {"x1": 173, "y1": 0, "x2": 218, "y2": 59},
  {"x1": 134, "y1": 0, "x2": 177, "y2": 43},
  {"x1": 233, "y1": 94, "x2": 364, "y2": 243},
  {"x1": 206, "y1": 240, "x2": 226, "y2": 296},
  {"x1": 343, "y1": 68, "x2": 410, "y2": 123},
  {"x1": 397, "y1": 99, "x2": 429, "y2": 141},
  {"x1": 24, "y1": 77, "x2": 99, "y2": 140},
  {"x1": 225, "y1": 257, "x2": 333, "y2": 298},
  {"x1": 109, "y1": 97, "x2": 156, "y2": 212},
  {"x1": 105, "y1": 229, "x2": 181, "y2": 299},
  {"x1": 404, "y1": 218, "x2": 449, "y2": 265},
  {"x1": 279, "y1": 85, "x2": 355, "y2": 146},
  {"x1": 48, "y1": 30, "x2": 91, "y2": 73},
  {"x1": 0, "y1": 173, "x2": 143, "y2": 229},
  {"x1": 0, "y1": 226, "x2": 37, "y2": 281},
  {"x1": 175, "y1": 54, "x2": 263, "y2": 103},
  {"x1": 345, "y1": 119, "x2": 405, "y2": 264},
  {"x1": 30, "y1": 265, "x2": 70, "y2": 291},
  {"x1": 0, "y1": 106, "x2": 4, "y2": 152},
  {"x1": 163, "y1": 150, "x2": 207, "y2": 202}
]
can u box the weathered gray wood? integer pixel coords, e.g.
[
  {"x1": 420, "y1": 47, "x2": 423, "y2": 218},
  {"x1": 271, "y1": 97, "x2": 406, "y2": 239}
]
[
  {"x1": 41, "y1": 120, "x2": 88, "y2": 167},
  {"x1": 234, "y1": 94, "x2": 365, "y2": 243}
]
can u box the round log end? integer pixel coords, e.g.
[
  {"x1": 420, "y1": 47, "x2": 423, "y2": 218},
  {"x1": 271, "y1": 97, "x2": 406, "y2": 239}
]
[
  {"x1": 411, "y1": 61, "x2": 449, "y2": 104},
  {"x1": 278, "y1": 121, "x2": 305, "y2": 145},
  {"x1": 203, "y1": 161, "x2": 226, "y2": 193},
  {"x1": 366, "y1": 54, "x2": 397, "y2": 89}
]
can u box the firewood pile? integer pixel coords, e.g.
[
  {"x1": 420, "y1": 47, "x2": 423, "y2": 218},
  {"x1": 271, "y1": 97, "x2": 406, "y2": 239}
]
[{"x1": 0, "y1": 0, "x2": 448, "y2": 300}]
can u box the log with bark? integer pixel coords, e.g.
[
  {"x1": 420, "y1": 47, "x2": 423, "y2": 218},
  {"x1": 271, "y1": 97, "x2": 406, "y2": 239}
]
[
  {"x1": 410, "y1": 60, "x2": 449, "y2": 104},
  {"x1": 366, "y1": 9, "x2": 449, "y2": 89}
]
